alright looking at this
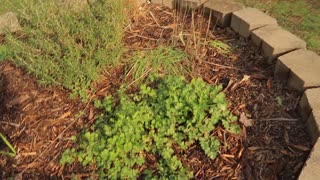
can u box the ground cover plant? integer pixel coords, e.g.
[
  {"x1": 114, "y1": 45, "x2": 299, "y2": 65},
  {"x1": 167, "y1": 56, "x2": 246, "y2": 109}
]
[
  {"x1": 238, "y1": 0, "x2": 320, "y2": 54},
  {"x1": 60, "y1": 76, "x2": 240, "y2": 178},
  {"x1": 0, "y1": 1, "x2": 312, "y2": 179}
]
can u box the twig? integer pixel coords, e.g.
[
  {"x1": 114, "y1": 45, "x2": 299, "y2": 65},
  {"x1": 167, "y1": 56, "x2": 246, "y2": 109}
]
[
  {"x1": 149, "y1": 11, "x2": 161, "y2": 27},
  {"x1": 259, "y1": 118, "x2": 299, "y2": 122},
  {"x1": 125, "y1": 31, "x2": 159, "y2": 41},
  {"x1": 0, "y1": 121, "x2": 20, "y2": 128},
  {"x1": 202, "y1": 60, "x2": 242, "y2": 71},
  {"x1": 126, "y1": 68, "x2": 153, "y2": 88}
]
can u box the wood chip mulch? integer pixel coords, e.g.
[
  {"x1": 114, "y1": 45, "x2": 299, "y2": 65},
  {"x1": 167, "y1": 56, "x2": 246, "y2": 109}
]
[{"x1": 0, "y1": 3, "x2": 311, "y2": 180}]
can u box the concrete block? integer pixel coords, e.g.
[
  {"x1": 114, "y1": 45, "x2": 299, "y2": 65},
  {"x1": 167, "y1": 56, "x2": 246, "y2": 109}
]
[
  {"x1": 299, "y1": 89, "x2": 319, "y2": 121},
  {"x1": 298, "y1": 88, "x2": 320, "y2": 144},
  {"x1": 252, "y1": 25, "x2": 306, "y2": 60},
  {"x1": 174, "y1": 0, "x2": 206, "y2": 9},
  {"x1": 299, "y1": 137, "x2": 320, "y2": 180},
  {"x1": 151, "y1": 0, "x2": 174, "y2": 8},
  {"x1": 306, "y1": 110, "x2": 320, "y2": 144},
  {"x1": 300, "y1": 88, "x2": 320, "y2": 120},
  {"x1": 230, "y1": 7, "x2": 277, "y2": 38},
  {"x1": 274, "y1": 49, "x2": 320, "y2": 92},
  {"x1": 204, "y1": 0, "x2": 244, "y2": 27},
  {"x1": 0, "y1": 12, "x2": 21, "y2": 35}
]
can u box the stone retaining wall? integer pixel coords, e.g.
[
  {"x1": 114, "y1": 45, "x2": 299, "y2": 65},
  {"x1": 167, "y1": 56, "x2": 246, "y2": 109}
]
[
  {"x1": 142, "y1": 0, "x2": 320, "y2": 179},
  {"x1": 1, "y1": 0, "x2": 319, "y2": 179}
]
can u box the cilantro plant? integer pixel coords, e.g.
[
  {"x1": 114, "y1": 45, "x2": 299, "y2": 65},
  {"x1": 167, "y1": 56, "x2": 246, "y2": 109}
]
[{"x1": 60, "y1": 76, "x2": 240, "y2": 179}]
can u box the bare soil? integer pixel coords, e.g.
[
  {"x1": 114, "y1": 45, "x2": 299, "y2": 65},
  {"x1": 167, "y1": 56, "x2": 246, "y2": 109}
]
[{"x1": 0, "y1": 3, "x2": 311, "y2": 180}]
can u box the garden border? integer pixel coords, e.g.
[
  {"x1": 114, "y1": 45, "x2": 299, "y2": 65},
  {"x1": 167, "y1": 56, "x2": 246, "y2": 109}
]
[
  {"x1": 138, "y1": 0, "x2": 320, "y2": 179},
  {"x1": 1, "y1": 0, "x2": 319, "y2": 179}
]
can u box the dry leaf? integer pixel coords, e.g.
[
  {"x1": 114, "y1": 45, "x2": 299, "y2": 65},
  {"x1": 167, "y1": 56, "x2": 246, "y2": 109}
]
[
  {"x1": 164, "y1": 23, "x2": 177, "y2": 29},
  {"x1": 239, "y1": 112, "x2": 253, "y2": 127},
  {"x1": 267, "y1": 78, "x2": 272, "y2": 91}
]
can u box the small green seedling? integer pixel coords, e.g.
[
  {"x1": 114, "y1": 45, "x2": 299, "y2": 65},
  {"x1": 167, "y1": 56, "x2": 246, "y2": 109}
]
[
  {"x1": 208, "y1": 40, "x2": 232, "y2": 55},
  {"x1": 0, "y1": 132, "x2": 16, "y2": 157}
]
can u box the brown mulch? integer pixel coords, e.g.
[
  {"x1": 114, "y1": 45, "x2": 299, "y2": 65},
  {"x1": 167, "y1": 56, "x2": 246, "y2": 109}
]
[
  {"x1": 0, "y1": 3, "x2": 311, "y2": 180},
  {"x1": 122, "y1": 3, "x2": 311, "y2": 180},
  {"x1": 0, "y1": 61, "x2": 95, "y2": 178}
]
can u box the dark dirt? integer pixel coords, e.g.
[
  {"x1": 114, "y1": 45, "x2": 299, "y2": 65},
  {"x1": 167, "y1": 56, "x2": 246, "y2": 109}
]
[{"x1": 0, "y1": 3, "x2": 311, "y2": 180}]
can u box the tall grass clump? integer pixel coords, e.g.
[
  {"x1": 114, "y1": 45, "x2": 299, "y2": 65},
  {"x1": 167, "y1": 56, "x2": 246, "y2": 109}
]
[
  {"x1": 127, "y1": 47, "x2": 189, "y2": 83},
  {"x1": 4, "y1": 0, "x2": 131, "y2": 98}
]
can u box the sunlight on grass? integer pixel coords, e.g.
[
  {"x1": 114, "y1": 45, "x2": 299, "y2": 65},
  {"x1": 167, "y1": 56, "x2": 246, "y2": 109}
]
[
  {"x1": 2, "y1": 0, "x2": 132, "y2": 99},
  {"x1": 238, "y1": 0, "x2": 320, "y2": 54}
]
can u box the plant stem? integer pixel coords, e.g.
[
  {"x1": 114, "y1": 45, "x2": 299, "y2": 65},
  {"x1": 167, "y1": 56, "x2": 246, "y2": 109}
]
[{"x1": 0, "y1": 132, "x2": 16, "y2": 156}]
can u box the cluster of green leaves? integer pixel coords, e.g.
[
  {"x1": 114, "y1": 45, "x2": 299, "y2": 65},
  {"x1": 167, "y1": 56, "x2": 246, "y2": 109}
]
[
  {"x1": 127, "y1": 47, "x2": 189, "y2": 82},
  {"x1": 60, "y1": 76, "x2": 240, "y2": 179},
  {"x1": 3, "y1": 0, "x2": 131, "y2": 99}
]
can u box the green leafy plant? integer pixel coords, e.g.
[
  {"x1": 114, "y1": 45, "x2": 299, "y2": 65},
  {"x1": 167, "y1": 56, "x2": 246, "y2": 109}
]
[
  {"x1": 0, "y1": 132, "x2": 16, "y2": 157},
  {"x1": 4, "y1": 0, "x2": 131, "y2": 99},
  {"x1": 60, "y1": 76, "x2": 240, "y2": 179},
  {"x1": 127, "y1": 47, "x2": 189, "y2": 82}
]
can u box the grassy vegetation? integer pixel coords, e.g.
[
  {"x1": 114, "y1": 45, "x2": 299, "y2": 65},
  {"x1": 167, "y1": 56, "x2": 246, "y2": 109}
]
[
  {"x1": 1, "y1": 0, "x2": 131, "y2": 99},
  {"x1": 239, "y1": 0, "x2": 320, "y2": 54},
  {"x1": 127, "y1": 47, "x2": 189, "y2": 82}
]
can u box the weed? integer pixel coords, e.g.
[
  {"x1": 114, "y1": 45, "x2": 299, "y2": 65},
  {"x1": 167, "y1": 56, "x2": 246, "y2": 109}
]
[
  {"x1": 208, "y1": 40, "x2": 232, "y2": 56},
  {"x1": 0, "y1": 132, "x2": 16, "y2": 157},
  {"x1": 60, "y1": 76, "x2": 240, "y2": 179},
  {"x1": 3, "y1": 0, "x2": 131, "y2": 99},
  {"x1": 0, "y1": 45, "x2": 12, "y2": 61},
  {"x1": 127, "y1": 47, "x2": 189, "y2": 83}
]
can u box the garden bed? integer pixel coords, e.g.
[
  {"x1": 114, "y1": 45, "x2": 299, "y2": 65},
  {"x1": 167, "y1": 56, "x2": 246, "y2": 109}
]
[{"x1": 0, "y1": 2, "x2": 311, "y2": 179}]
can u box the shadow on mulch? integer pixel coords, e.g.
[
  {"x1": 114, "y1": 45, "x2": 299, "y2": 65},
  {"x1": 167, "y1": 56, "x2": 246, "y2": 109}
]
[{"x1": 0, "y1": 61, "x2": 94, "y2": 178}]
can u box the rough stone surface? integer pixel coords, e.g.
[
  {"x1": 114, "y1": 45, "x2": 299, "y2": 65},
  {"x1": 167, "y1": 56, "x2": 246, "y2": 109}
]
[
  {"x1": 299, "y1": 88, "x2": 320, "y2": 121},
  {"x1": 152, "y1": 0, "x2": 174, "y2": 8},
  {"x1": 298, "y1": 88, "x2": 320, "y2": 144},
  {"x1": 299, "y1": 137, "x2": 320, "y2": 180},
  {"x1": 274, "y1": 49, "x2": 320, "y2": 92},
  {"x1": 0, "y1": 12, "x2": 21, "y2": 35},
  {"x1": 230, "y1": 7, "x2": 277, "y2": 38},
  {"x1": 173, "y1": 0, "x2": 206, "y2": 9},
  {"x1": 204, "y1": 0, "x2": 245, "y2": 27},
  {"x1": 252, "y1": 25, "x2": 307, "y2": 60},
  {"x1": 306, "y1": 109, "x2": 320, "y2": 144}
]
